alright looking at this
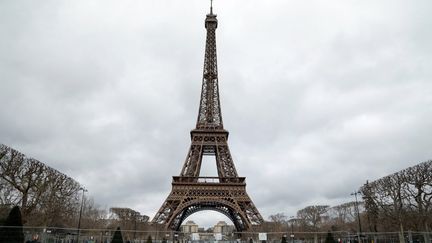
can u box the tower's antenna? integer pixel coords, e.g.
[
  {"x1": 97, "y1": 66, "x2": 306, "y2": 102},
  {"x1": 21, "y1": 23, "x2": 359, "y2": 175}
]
[{"x1": 210, "y1": 0, "x2": 213, "y2": 14}]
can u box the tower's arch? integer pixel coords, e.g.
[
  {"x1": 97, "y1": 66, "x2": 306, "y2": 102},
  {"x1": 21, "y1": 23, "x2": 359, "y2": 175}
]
[{"x1": 168, "y1": 200, "x2": 249, "y2": 232}]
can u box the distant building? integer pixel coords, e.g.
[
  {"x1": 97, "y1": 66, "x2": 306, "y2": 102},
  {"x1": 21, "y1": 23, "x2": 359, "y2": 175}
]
[
  {"x1": 180, "y1": 221, "x2": 198, "y2": 233},
  {"x1": 213, "y1": 221, "x2": 234, "y2": 234},
  {"x1": 180, "y1": 220, "x2": 234, "y2": 237}
]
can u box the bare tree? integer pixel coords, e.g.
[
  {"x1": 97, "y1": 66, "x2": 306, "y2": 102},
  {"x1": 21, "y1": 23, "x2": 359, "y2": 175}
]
[
  {"x1": 268, "y1": 213, "x2": 288, "y2": 231},
  {"x1": 403, "y1": 161, "x2": 432, "y2": 232},
  {"x1": 110, "y1": 207, "x2": 149, "y2": 226},
  {"x1": 79, "y1": 196, "x2": 109, "y2": 229},
  {"x1": 360, "y1": 160, "x2": 432, "y2": 243},
  {"x1": 38, "y1": 169, "x2": 82, "y2": 226},
  {"x1": 0, "y1": 146, "x2": 47, "y2": 220},
  {"x1": 296, "y1": 205, "x2": 329, "y2": 231},
  {"x1": 362, "y1": 181, "x2": 379, "y2": 232},
  {"x1": 0, "y1": 144, "x2": 82, "y2": 226},
  {"x1": 269, "y1": 213, "x2": 287, "y2": 222},
  {"x1": 326, "y1": 201, "x2": 359, "y2": 231}
]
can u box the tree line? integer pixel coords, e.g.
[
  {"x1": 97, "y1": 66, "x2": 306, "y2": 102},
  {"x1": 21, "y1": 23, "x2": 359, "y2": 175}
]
[
  {"x1": 0, "y1": 144, "x2": 150, "y2": 232},
  {"x1": 266, "y1": 160, "x2": 431, "y2": 236},
  {"x1": 0, "y1": 144, "x2": 81, "y2": 226},
  {"x1": 361, "y1": 160, "x2": 432, "y2": 233},
  {"x1": 267, "y1": 202, "x2": 363, "y2": 233}
]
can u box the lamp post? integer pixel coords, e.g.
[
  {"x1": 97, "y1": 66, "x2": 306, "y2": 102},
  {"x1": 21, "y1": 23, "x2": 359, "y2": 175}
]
[
  {"x1": 289, "y1": 216, "x2": 295, "y2": 243},
  {"x1": 76, "y1": 187, "x2": 87, "y2": 243},
  {"x1": 351, "y1": 191, "x2": 363, "y2": 243}
]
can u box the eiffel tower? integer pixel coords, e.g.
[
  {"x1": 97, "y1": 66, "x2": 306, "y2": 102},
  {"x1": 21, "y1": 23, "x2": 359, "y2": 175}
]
[{"x1": 152, "y1": 3, "x2": 264, "y2": 232}]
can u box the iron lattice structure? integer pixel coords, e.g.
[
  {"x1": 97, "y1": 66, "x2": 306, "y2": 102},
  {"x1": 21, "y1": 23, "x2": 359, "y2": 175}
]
[{"x1": 152, "y1": 7, "x2": 264, "y2": 232}]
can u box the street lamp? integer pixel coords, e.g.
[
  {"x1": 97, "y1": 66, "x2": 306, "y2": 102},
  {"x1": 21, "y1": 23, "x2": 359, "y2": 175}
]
[
  {"x1": 351, "y1": 191, "x2": 363, "y2": 243},
  {"x1": 289, "y1": 216, "x2": 295, "y2": 243},
  {"x1": 77, "y1": 187, "x2": 87, "y2": 243}
]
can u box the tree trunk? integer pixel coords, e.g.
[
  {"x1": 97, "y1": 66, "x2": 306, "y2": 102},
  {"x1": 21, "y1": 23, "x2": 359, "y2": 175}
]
[
  {"x1": 423, "y1": 223, "x2": 430, "y2": 243},
  {"x1": 398, "y1": 223, "x2": 405, "y2": 243}
]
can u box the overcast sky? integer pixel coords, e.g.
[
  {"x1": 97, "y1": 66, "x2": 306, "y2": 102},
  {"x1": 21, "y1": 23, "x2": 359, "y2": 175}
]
[{"x1": 1, "y1": 0, "x2": 432, "y2": 228}]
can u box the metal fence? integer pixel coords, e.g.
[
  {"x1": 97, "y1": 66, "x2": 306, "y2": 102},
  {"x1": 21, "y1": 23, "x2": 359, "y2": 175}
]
[{"x1": 0, "y1": 227, "x2": 430, "y2": 243}]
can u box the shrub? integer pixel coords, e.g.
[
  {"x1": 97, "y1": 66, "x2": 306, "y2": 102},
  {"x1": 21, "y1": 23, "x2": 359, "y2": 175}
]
[{"x1": 0, "y1": 206, "x2": 24, "y2": 243}]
